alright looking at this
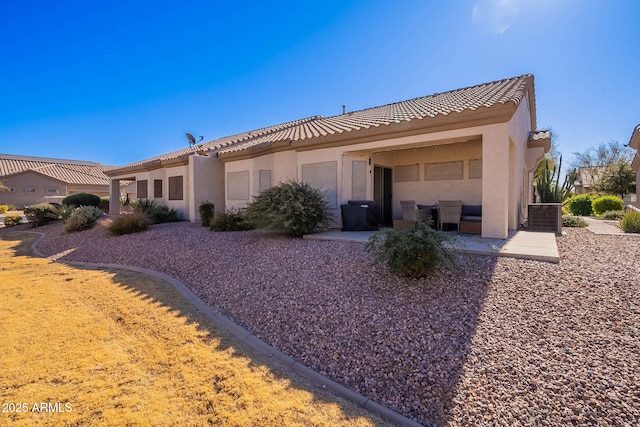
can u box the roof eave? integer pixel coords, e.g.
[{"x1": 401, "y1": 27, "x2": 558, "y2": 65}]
[{"x1": 628, "y1": 125, "x2": 640, "y2": 149}]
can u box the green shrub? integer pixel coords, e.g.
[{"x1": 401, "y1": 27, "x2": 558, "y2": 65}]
[
  {"x1": 209, "y1": 208, "x2": 254, "y2": 232},
  {"x1": 145, "y1": 204, "x2": 180, "y2": 224},
  {"x1": 134, "y1": 199, "x2": 180, "y2": 224},
  {"x1": 591, "y1": 195, "x2": 624, "y2": 215},
  {"x1": 65, "y1": 206, "x2": 103, "y2": 233},
  {"x1": 62, "y1": 193, "x2": 101, "y2": 207},
  {"x1": 199, "y1": 201, "x2": 215, "y2": 227},
  {"x1": 4, "y1": 214, "x2": 22, "y2": 227},
  {"x1": 245, "y1": 180, "x2": 333, "y2": 237},
  {"x1": 620, "y1": 211, "x2": 640, "y2": 233},
  {"x1": 598, "y1": 210, "x2": 625, "y2": 220},
  {"x1": 562, "y1": 214, "x2": 588, "y2": 228},
  {"x1": 135, "y1": 198, "x2": 157, "y2": 213},
  {"x1": 24, "y1": 203, "x2": 59, "y2": 227},
  {"x1": 365, "y1": 223, "x2": 456, "y2": 278},
  {"x1": 99, "y1": 197, "x2": 110, "y2": 213},
  {"x1": 0, "y1": 205, "x2": 9, "y2": 214},
  {"x1": 567, "y1": 194, "x2": 595, "y2": 216},
  {"x1": 109, "y1": 212, "x2": 150, "y2": 235}
]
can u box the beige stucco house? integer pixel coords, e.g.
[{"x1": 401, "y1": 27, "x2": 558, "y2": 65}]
[
  {"x1": 629, "y1": 124, "x2": 640, "y2": 207},
  {"x1": 0, "y1": 154, "x2": 111, "y2": 207},
  {"x1": 107, "y1": 74, "x2": 550, "y2": 239}
]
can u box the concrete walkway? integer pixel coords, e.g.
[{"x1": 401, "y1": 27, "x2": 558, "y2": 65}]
[
  {"x1": 305, "y1": 228, "x2": 560, "y2": 263},
  {"x1": 581, "y1": 216, "x2": 627, "y2": 235}
]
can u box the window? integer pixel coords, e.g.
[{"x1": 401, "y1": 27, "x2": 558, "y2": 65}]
[
  {"x1": 352, "y1": 161, "x2": 367, "y2": 200},
  {"x1": 24, "y1": 186, "x2": 37, "y2": 193},
  {"x1": 469, "y1": 159, "x2": 483, "y2": 179},
  {"x1": 259, "y1": 170, "x2": 271, "y2": 193},
  {"x1": 137, "y1": 180, "x2": 148, "y2": 198},
  {"x1": 47, "y1": 187, "x2": 59, "y2": 194},
  {"x1": 154, "y1": 179, "x2": 163, "y2": 198},
  {"x1": 394, "y1": 164, "x2": 420, "y2": 182},
  {"x1": 301, "y1": 161, "x2": 337, "y2": 208},
  {"x1": 227, "y1": 171, "x2": 250, "y2": 200},
  {"x1": 168, "y1": 176, "x2": 183, "y2": 200},
  {"x1": 425, "y1": 161, "x2": 463, "y2": 181}
]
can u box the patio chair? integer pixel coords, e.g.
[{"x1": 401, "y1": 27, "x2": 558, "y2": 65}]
[
  {"x1": 437, "y1": 200, "x2": 463, "y2": 231},
  {"x1": 400, "y1": 200, "x2": 430, "y2": 225}
]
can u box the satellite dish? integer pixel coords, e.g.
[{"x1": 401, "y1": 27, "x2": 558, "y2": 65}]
[{"x1": 186, "y1": 132, "x2": 204, "y2": 148}]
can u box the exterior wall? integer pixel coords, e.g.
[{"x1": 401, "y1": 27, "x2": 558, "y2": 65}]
[
  {"x1": 637, "y1": 168, "x2": 640, "y2": 208},
  {"x1": 222, "y1": 116, "x2": 533, "y2": 238},
  {"x1": 190, "y1": 154, "x2": 225, "y2": 219},
  {"x1": 225, "y1": 151, "x2": 298, "y2": 210},
  {"x1": 68, "y1": 185, "x2": 109, "y2": 198},
  {"x1": 0, "y1": 172, "x2": 67, "y2": 206},
  {"x1": 109, "y1": 164, "x2": 191, "y2": 219}
]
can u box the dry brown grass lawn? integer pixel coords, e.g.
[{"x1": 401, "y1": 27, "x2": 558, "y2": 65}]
[{"x1": 0, "y1": 232, "x2": 387, "y2": 426}]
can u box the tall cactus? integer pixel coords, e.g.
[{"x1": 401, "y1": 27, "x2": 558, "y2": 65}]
[{"x1": 535, "y1": 156, "x2": 575, "y2": 202}]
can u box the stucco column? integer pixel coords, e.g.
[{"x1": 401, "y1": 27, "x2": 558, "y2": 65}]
[
  {"x1": 481, "y1": 126, "x2": 510, "y2": 239},
  {"x1": 109, "y1": 179, "x2": 120, "y2": 215}
]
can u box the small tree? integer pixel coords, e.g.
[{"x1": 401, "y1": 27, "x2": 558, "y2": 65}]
[
  {"x1": 599, "y1": 162, "x2": 636, "y2": 198},
  {"x1": 572, "y1": 141, "x2": 635, "y2": 194},
  {"x1": 534, "y1": 157, "x2": 575, "y2": 203},
  {"x1": 245, "y1": 180, "x2": 333, "y2": 237}
]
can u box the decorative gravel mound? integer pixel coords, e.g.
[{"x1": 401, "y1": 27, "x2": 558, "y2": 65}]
[{"x1": 27, "y1": 221, "x2": 640, "y2": 426}]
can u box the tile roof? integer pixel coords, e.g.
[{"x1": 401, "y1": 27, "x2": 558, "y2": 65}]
[
  {"x1": 218, "y1": 74, "x2": 535, "y2": 156},
  {"x1": 0, "y1": 154, "x2": 112, "y2": 186},
  {"x1": 107, "y1": 116, "x2": 321, "y2": 175},
  {"x1": 108, "y1": 74, "x2": 536, "y2": 173}
]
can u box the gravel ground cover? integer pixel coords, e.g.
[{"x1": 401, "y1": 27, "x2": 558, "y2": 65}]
[{"x1": 8, "y1": 220, "x2": 640, "y2": 426}]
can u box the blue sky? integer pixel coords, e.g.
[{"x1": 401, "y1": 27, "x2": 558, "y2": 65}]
[{"x1": 1, "y1": 0, "x2": 638, "y2": 169}]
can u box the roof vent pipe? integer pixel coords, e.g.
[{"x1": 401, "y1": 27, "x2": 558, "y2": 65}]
[{"x1": 342, "y1": 105, "x2": 346, "y2": 115}]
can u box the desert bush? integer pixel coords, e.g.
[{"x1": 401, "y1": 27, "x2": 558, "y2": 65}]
[
  {"x1": 99, "y1": 197, "x2": 110, "y2": 213},
  {"x1": 209, "y1": 208, "x2": 253, "y2": 232},
  {"x1": 534, "y1": 157, "x2": 575, "y2": 202},
  {"x1": 566, "y1": 194, "x2": 595, "y2": 216},
  {"x1": 135, "y1": 198, "x2": 157, "y2": 212},
  {"x1": 620, "y1": 211, "x2": 640, "y2": 233},
  {"x1": 4, "y1": 214, "x2": 22, "y2": 227},
  {"x1": 65, "y1": 206, "x2": 103, "y2": 233},
  {"x1": 51, "y1": 204, "x2": 76, "y2": 223},
  {"x1": 133, "y1": 198, "x2": 180, "y2": 224},
  {"x1": 62, "y1": 193, "x2": 101, "y2": 207},
  {"x1": 366, "y1": 223, "x2": 456, "y2": 278},
  {"x1": 245, "y1": 180, "x2": 332, "y2": 237},
  {"x1": 109, "y1": 212, "x2": 150, "y2": 235},
  {"x1": 598, "y1": 210, "x2": 625, "y2": 220},
  {"x1": 24, "y1": 203, "x2": 59, "y2": 227},
  {"x1": 591, "y1": 195, "x2": 624, "y2": 215},
  {"x1": 199, "y1": 201, "x2": 215, "y2": 227},
  {"x1": 0, "y1": 205, "x2": 9, "y2": 214},
  {"x1": 562, "y1": 214, "x2": 588, "y2": 228},
  {"x1": 145, "y1": 204, "x2": 180, "y2": 224}
]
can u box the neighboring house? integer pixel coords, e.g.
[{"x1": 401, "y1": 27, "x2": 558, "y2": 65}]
[
  {"x1": 629, "y1": 124, "x2": 640, "y2": 207},
  {"x1": 573, "y1": 166, "x2": 604, "y2": 195},
  {"x1": 106, "y1": 74, "x2": 550, "y2": 239},
  {"x1": 0, "y1": 154, "x2": 112, "y2": 207}
]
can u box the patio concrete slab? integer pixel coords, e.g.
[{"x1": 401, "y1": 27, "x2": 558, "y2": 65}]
[{"x1": 305, "y1": 229, "x2": 560, "y2": 263}]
